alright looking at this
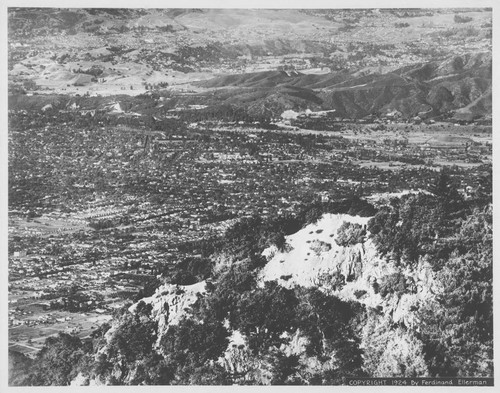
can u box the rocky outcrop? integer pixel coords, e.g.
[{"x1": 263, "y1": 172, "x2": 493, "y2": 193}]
[
  {"x1": 129, "y1": 281, "x2": 207, "y2": 344},
  {"x1": 259, "y1": 214, "x2": 372, "y2": 287},
  {"x1": 218, "y1": 328, "x2": 311, "y2": 384},
  {"x1": 260, "y1": 213, "x2": 438, "y2": 328},
  {"x1": 95, "y1": 280, "x2": 206, "y2": 363},
  {"x1": 87, "y1": 211, "x2": 439, "y2": 385}
]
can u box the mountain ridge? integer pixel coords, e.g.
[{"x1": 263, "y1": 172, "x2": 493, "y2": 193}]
[{"x1": 193, "y1": 52, "x2": 491, "y2": 120}]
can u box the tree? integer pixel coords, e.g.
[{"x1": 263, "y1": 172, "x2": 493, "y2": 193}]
[
  {"x1": 270, "y1": 231, "x2": 287, "y2": 252},
  {"x1": 160, "y1": 317, "x2": 230, "y2": 383},
  {"x1": 198, "y1": 261, "x2": 257, "y2": 323},
  {"x1": 135, "y1": 300, "x2": 153, "y2": 319},
  {"x1": 473, "y1": 168, "x2": 492, "y2": 203},
  {"x1": 134, "y1": 276, "x2": 161, "y2": 301},
  {"x1": 335, "y1": 221, "x2": 366, "y2": 247},
  {"x1": 428, "y1": 169, "x2": 462, "y2": 208},
  {"x1": 304, "y1": 207, "x2": 323, "y2": 225},
  {"x1": 233, "y1": 281, "x2": 299, "y2": 353},
  {"x1": 295, "y1": 287, "x2": 364, "y2": 376},
  {"x1": 128, "y1": 353, "x2": 174, "y2": 385},
  {"x1": 368, "y1": 193, "x2": 451, "y2": 265},
  {"x1": 417, "y1": 206, "x2": 493, "y2": 377},
  {"x1": 9, "y1": 350, "x2": 33, "y2": 386},
  {"x1": 26, "y1": 333, "x2": 90, "y2": 386},
  {"x1": 269, "y1": 352, "x2": 302, "y2": 385},
  {"x1": 107, "y1": 313, "x2": 157, "y2": 363}
]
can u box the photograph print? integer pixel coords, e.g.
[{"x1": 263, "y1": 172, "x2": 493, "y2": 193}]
[{"x1": 7, "y1": 3, "x2": 494, "y2": 386}]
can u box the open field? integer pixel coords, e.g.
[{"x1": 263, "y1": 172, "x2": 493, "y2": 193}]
[
  {"x1": 9, "y1": 215, "x2": 89, "y2": 237},
  {"x1": 9, "y1": 310, "x2": 114, "y2": 356},
  {"x1": 212, "y1": 121, "x2": 491, "y2": 170}
]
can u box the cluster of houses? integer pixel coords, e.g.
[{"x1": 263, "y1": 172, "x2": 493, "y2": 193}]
[{"x1": 9, "y1": 113, "x2": 491, "y2": 353}]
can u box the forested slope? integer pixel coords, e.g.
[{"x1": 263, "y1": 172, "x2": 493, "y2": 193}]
[{"x1": 10, "y1": 181, "x2": 493, "y2": 385}]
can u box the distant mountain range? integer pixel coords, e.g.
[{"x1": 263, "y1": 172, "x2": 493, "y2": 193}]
[
  {"x1": 8, "y1": 8, "x2": 492, "y2": 121},
  {"x1": 196, "y1": 52, "x2": 491, "y2": 120}
]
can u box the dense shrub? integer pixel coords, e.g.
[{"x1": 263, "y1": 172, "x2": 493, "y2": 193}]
[
  {"x1": 377, "y1": 273, "x2": 407, "y2": 298},
  {"x1": 367, "y1": 185, "x2": 467, "y2": 265},
  {"x1": 134, "y1": 276, "x2": 162, "y2": 301},
  {"x1": 310, "y1": 240, "x2": 332, "y2": 255},
  {"x1": 107, "y1": 312, "x2": 158, "y2": 363},
  {"x1": 234, "y1": 281, "x2": 299, "y2": 353},
  {"x1": 335, "y1": 222, "x2": 366, "y2": 247},
  {"x1": 160, "y1": 318, "x2": 230, "y2": 366},
  {"x1": 417, "y1": 205, "x2": 493, "y2": 377},
  {"x1": 10, "y1": 193, "x2": 492, "y2": 384},
  {"x1": 161, "y1": 257, "x2": 214, "y2": 286},
  {"x1": 23, "y1": 333, "x2": 92, "y2": 386},
  {"x1": 295, "y1": 287, "x2": 365, "y2": 374}
]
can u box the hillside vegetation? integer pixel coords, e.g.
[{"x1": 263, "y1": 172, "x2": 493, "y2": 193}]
[
  {"x1": 10, "y1": 187, "x2": 492, "y2": 385},
  {"x1": 195, "y1": 52, "x2": 491, "y2": 121}
]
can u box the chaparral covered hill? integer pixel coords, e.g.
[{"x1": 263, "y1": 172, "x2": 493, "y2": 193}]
[
  {"x1": 10, "y1": 191, "x2": 493, "y2": 385},
  {"x1": 195, "y1": 51, "x2": 491, "y2": 121},
  {"x1": 9, "y1": 7, "x2": 491, "y2": 119},
  {"x1": 8, "y1": 50, "x2": 492, "y2": 124}
]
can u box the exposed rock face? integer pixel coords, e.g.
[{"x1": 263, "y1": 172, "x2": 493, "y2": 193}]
[
  {"x1": 70, "y1": 373, "x2": 89, "y2": 386},
  {"x1": 373, "y1": 329, "x2": 429, "y2": 377},
  {"x1": 129, "y1": 281, "x2": 207, "y2": 343},
  {"x1": 260, "y1": 214, "x2": 372, "y2": 287},
  {"x1": 95, "y1": 280, "x2": 207, "y2": 364},
  {"x1": 220, "y1": 334, "x2": 273, "y2": 384},
  {"x1": 218, "y1": 329, "x2": 311, "y2": 384},
  {"x1": 88, "y1": 212, "x2": 439, "y2": 385},
  {"x1": 71, "y1": 372, "x2": 107, "y2": 386},
  {"x1": 260, "y1": 213, "x2": 437, "y2": 328},
  {"x1": 258, "y1": 212, "x2": 440, "y2": 378}
]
